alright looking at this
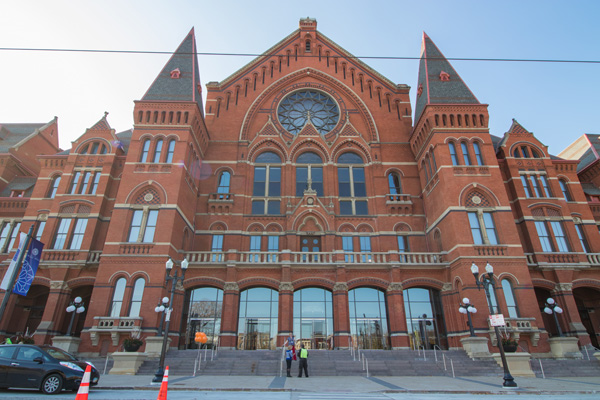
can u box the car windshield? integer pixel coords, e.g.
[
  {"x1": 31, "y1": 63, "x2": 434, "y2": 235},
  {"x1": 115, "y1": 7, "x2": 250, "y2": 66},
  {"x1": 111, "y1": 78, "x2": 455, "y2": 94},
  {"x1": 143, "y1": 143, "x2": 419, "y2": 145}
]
[{"x1": 44, "y1": 347, "x2": 78, "y2": 361}]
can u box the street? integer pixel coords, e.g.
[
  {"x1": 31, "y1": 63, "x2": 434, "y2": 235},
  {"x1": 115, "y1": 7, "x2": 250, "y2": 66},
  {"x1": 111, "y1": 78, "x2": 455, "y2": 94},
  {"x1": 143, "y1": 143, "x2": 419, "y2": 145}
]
[{"x1": 0, "y1": 390, "x2": 598, "y2": 400}]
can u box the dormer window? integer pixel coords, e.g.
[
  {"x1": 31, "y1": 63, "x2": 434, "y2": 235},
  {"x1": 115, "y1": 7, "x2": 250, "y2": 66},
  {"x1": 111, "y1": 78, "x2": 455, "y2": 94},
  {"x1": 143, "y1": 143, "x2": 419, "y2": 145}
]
[
  {"x1": 170, "y1": 68, "x2": 181, "y2": 79},
  {"x1": 439, "y1": 71, "x2": 450, "y2": 81}
]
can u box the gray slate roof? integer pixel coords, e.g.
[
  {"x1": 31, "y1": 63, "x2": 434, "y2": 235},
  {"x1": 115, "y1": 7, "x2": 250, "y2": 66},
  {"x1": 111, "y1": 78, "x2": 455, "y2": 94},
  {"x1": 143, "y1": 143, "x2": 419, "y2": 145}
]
[
  {"x1": 0, "y1": 177, "x2": 37, "y2": 197},
  {"x1": 576, "y1": 134, "x2": 600, "y2": 173},
  {"x1": 0, "y1": 123, "x2": 46, "y2": 152},
  {"x1": 414, "y1": 33, "x2": 479, "y2": 123},
  {"x1": 142, "y1": 29, "x2": 203, "y2": 111}
]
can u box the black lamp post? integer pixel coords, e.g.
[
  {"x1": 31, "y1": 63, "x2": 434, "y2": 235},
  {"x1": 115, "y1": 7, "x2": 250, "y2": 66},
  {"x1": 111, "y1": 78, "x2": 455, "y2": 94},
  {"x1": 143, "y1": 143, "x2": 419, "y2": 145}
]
[
  {"x1": 459, "y1": 297, "x2": 477, "y2": 337},
  {"x1": 471, "y1": 262, "x2": 518, "y2": 388},
  {"x1": 154, "y1": 296, "x2": 169, "y2": 336},
  {"x1": 544, "y1": 297, "x2": 564, "y2": 337},
  {"x1": 65, "y1": 296, "x2": 85, "y2": 336},
  {"x1": 152, "y1": 257, "x2": 188, "y2": 383}
]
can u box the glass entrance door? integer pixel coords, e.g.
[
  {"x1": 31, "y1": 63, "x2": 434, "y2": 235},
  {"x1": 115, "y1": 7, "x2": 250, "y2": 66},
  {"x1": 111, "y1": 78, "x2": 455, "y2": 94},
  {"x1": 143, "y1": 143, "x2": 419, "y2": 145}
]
[
  {"x1": 294, "y1": 288, "x2": 333, "y2": 350},
  {"x1": 355, "y1": 318, "x2": 387, "y2": 349},
  {"x1": 300, "y1": 319, "x2": 330, "y2": 350},
  {"x1": 188, "y1": 318, "x2": 219, "y2": 349},
  {"x1": 243, "y1": 318, "x2": 273, "y2": 350}
]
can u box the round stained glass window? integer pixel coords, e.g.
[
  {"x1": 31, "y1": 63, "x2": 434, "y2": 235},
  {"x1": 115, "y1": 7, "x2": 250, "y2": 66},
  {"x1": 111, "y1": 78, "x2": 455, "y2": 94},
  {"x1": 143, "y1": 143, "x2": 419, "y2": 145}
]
[{"x1": 278, "y1": 90, "x2": 340, "y2": 135}]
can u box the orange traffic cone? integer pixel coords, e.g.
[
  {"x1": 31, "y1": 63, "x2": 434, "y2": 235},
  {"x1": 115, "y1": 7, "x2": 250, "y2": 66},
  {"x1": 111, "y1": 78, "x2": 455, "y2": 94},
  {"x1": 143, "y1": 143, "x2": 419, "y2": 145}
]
[
  {"x1": 75, "y1": 364, "x2": 92, "y2": 400},
  {"x1": 156, "y1": 366, "x2": 169, "y2": 400}
]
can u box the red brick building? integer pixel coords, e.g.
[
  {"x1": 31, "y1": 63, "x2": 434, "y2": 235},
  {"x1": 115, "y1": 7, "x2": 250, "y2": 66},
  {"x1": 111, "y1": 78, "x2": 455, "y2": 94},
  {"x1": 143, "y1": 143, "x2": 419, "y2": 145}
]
[{"x1": 1, "y1": 19, "x2": 598, "y2": 356}]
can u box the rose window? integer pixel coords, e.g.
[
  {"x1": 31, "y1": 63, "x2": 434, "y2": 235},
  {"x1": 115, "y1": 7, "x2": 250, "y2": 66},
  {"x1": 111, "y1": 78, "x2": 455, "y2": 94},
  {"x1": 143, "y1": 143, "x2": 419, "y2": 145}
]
[{"x1": 277, "y1": 90, "x2": 339, "y2": 135}]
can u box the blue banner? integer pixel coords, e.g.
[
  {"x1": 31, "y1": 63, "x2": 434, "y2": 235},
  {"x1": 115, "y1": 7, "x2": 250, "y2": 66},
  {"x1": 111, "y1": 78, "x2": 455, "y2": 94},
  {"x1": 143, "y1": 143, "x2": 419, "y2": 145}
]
[{"x1": 13, "y1": 237, "x2": 44, "y2": 296}]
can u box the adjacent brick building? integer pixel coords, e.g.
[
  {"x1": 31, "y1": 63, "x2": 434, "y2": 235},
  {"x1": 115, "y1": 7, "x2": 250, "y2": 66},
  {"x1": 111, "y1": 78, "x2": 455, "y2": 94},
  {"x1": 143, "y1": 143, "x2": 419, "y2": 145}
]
[{"x1": 0, "y1": 19, "x2": 598, "y2": 356}]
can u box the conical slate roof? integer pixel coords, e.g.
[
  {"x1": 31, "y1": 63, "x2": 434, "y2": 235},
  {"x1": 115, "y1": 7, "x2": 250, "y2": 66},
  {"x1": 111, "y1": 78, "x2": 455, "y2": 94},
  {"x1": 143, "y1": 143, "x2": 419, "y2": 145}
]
[
  {"x1": 142, "y1": 28, "x2": 203, "y2": 111},
  {"x1": 414, "y1": 33, "x2": 479, "y2": 123}
]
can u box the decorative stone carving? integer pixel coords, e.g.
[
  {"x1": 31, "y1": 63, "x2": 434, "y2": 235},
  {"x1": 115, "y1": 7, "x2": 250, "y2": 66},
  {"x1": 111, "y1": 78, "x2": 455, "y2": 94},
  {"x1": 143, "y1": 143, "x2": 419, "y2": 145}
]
[
  {"x1": 50, "y1": 281, "x2": 69, "y2": 290},
  {"x1": 223, "y1": 282, "x2": 239, "y2": 291},
  {"x1": 279, "y1": 282, "x2": 294, "y2": 292},
  {"x1": 441, "y1": 282, "x2": 453, "y2": 292},
  {"x1": 554, "y1": 283, "x2": 573, "y2": 292},
  {"x1": 386, "y1": 282, "x2": 403, "y2": 292},
  {"x1": 333, "y1": 282, "x2": 348, "y2": 292}
]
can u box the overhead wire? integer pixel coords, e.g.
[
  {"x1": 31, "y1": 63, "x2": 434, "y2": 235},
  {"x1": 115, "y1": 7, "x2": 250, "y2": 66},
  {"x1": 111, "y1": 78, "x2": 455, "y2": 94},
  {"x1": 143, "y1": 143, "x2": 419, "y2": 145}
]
[{"x1": 0, "y1": 47, "x2": 599, "y2": 64}]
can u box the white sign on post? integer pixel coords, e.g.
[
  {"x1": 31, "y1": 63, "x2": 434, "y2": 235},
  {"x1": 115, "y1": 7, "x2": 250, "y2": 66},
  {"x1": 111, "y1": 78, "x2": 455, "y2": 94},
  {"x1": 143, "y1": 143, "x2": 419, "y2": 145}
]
[
  {"x1": 165, "y1": 308, "x2": 172, "y2": 322},
  {"x1": 489, "y1": 314, "x2": 505, "y2": 327}
]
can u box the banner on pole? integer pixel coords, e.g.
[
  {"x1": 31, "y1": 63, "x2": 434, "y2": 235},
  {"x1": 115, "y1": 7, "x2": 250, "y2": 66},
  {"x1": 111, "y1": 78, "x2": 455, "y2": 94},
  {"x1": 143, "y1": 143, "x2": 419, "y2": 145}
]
[
  {"x1": 0, "y1": 233, "x2": 27, "y2": 291},
  {"x1": 13, "y1": 237, "x2": 44, "y2": 296}
]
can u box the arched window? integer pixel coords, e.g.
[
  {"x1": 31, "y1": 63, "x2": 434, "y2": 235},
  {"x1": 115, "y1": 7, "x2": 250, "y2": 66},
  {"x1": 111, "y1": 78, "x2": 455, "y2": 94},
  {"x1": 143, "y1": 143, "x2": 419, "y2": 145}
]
[
  {"x1": 501, "y1": 279, "x2": 519, "y2": 318},
  {"x1": 129, "y1": 278, "x2": 145, "y2": 317},
  {"x1": 559, "y1": 180, "x2": 572, "y2": 201},
  {"x1": 473, "y1": 142, "x2": 483, "y2": 165},
  {"x1": 90, "y1": 142, "x2": 100, "y2": 155},
  {"x1": 337, "y1": 152, "x2": 367, "y2": 215},
  {"x1": 152, "y1": 139, "x2": 163, "y2": 163},
  {"x1": 348, "y1": 288, "x2": 389, "y2": 349},
  {"x1": 449, "y1": 142, "x2": 459, "y2": 166},
  {"x1": 252, "y1": 152, "x2": 281, "y2": 215},
  {"x1": 165, "y1": 139, "x2": 176, "y2": 163},
  {"x1": 237, "y1": 287, "x2": 279, "y2": 349},
  {"x1": 80, "y1": 144, "x2": 89, "y2": 154},
  {"x1": 140, "y1": 139, "x2": 151, "y2": 162},
  {"x1": 296, "y1": 152, "x2": 323, "y2": 196},
  {"x1": 109, "y1": 277, "x2": 127, "y2": 317},
  {"x1": 217, "y1": 171, "x2": 231, "y2": 195},
  {"x1": 100, "y1": 144, "x2": 107, "y2": 154},
  {"x1": 47, "y1": 175, "x2": 61, "y2": 198},
  {"x1": 387, "y1": 173, "x2": 402, "y2": 194},
  {"x1": 460, "y1": 142, "x2": 471, "y2": 165}
]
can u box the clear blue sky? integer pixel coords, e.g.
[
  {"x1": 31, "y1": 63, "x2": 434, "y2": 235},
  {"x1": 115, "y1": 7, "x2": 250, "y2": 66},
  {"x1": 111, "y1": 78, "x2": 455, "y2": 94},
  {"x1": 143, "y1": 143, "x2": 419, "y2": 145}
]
[{"x1": 1, "y1": 1, "x2": 598, "y2": 154}]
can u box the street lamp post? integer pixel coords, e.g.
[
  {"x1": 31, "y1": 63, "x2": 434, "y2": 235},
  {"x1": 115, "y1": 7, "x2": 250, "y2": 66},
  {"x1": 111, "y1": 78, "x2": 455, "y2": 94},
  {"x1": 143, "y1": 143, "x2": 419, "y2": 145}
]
[
  {"x1": 471, "y1": 262, "x2": 518, "y2": 388},
  {"x1": 544, "y1": 298, "x2": 564, "y2": 337},
  {"x1": 65, "y1": 296, "x2": 85, "y2": 336},
  {"x1": 154, "y1": 297, "x2": 170, "y2": 336},
  {"x1": 458, "y1": 298, "x2": 477, "y2": 337},
  {"x1": 152, "y1": 257, "x2": 188, "y2": 383}
]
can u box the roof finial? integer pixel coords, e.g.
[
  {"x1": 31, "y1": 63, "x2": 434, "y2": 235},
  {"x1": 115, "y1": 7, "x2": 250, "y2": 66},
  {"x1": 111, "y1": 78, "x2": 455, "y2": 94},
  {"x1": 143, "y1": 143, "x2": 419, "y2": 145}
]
[{"x1": 104, "y1": 111, "x2": 109, "y2": 118}]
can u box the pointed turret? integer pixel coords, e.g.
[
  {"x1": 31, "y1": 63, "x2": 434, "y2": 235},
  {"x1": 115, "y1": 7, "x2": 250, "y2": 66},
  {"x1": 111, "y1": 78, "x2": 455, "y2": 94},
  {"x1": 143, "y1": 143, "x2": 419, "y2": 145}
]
[
  {"x1": 142, "y1": 28, "x2": 203, "y2": 112},
  {"x1": 414, "y1": 32, "x2": 479, "y2": 123}
]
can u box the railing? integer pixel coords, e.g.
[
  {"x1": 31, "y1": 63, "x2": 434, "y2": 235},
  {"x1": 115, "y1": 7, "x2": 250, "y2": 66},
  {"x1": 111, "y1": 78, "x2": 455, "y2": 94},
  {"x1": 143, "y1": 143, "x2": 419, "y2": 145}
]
[
  {"x1": 119, "y1": 243, "x2": 153, "y2": 254},
  {"x1": 208, "y1": 193, "x2": 234, "y2": 202},
  {"x1": 87, "y1": 251, "x2": 102, "y2": 263},
  {"x1": 586, "y1": 253, "x2": 600, "y2": 265},
  {"x1": 361, "y1": 353, "x2": 369, "y2": 377},
  {"x1": 279, "y1": 340, "x2": 289, "y2": 378},
  {"x1": 525, "y1": 252, "x2": 581, "y2": 265},
  {"x1": 88, "y1": 316, "x2": 143, "y2": 346},
  {"x1": 0, "y1": 197, "x2": 29, "y2": 211},
  {"x1": 386, "y1": 194, "x2": 412, "y2": 203},
  {"x1": 42, "y1": 250, "x2": 81, "y2": 261},
  {"x1": 184, "y1": 250, "x2": 446, "y2": 266}
]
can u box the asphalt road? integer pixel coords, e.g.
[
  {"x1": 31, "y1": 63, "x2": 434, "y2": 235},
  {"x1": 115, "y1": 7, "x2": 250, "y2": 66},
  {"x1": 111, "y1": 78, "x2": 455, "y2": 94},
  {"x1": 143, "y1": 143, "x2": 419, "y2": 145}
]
[{"x1": 0, "y1": 390, "x2": 599, "y2": 400}]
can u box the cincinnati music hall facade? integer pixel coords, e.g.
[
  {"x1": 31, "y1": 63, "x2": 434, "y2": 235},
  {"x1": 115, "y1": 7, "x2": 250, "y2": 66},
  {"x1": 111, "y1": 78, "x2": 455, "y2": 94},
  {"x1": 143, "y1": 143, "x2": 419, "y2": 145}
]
[{"x1": 0, "y1": 19, "x2": 599, "y2": 356}]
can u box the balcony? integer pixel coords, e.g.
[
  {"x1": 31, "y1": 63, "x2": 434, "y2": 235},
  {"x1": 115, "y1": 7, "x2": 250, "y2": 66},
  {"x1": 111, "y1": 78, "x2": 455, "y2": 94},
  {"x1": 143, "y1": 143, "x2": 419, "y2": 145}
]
[
  {"x1": 525, "y1": 252, "x2": 589, "y2": 268},
  {"x1": 488, "y1": 317, "x2": 540, "y2": 347},
  {"x1": 0, "y1": 197, "x2": 29, "y2": 213},
  {"x1": 88, "y1": 316, "x2": 143, "y2": 346},
  {"x1": 119, "y1": 243, "x2": 153, "y2": 254},
  {"x1": 40, "y1": 249, "x2": 101, "y2": 265},
  {"x1": 385, "y1": 194, "x2": 413, "y2": 215},
  {"x1": 184, "y1": 250, "x2": 446, "y2": 267}
]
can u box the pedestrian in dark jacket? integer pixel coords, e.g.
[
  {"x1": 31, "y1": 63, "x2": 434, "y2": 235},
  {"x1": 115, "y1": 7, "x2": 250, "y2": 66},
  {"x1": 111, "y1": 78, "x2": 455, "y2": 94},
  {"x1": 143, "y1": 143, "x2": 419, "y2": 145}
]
[
  {"x1": 297, "y1": 344, "x2": 308, "y2": 377},
  {"x1": 285, "y1": 346, "x2": 293, "y2": 377}
]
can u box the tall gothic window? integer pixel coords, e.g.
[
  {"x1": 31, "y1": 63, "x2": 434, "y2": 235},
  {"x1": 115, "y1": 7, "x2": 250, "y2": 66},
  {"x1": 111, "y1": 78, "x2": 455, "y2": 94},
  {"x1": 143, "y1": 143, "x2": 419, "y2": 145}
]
[
  {"x1": 127, "y1": 209, "x2": 158, "y2": 243},
  {"x1": 388, "y1": 173, "x2": 402, "y2": 194},
  {"x1": 337, "y1": 152, "x2": 367, "y2": 215},
  {"x1": 449, "y1": 142, "x2": 459, "y2": 166},
  {"x1": 109, "y1": 278, "x2": 127, "y2": 317},
  {"x1": 468, "y1": 211, "x2": 498, "y2": 245},
  {"x1": 252, "y1": 152, "x2": 281, "y2": 215},
  {"x1": 47, "y1": 175, "x2": 61, "y2": 198},
  {"x1": 129, "y1": 278, "x2": 146, "y2": 317},
  {"x1": 140, "y1": 139, "x2": 151, "y2": 162},
  {"x1": 296, "y1": 152, "x2": 323, "y2": 196}
]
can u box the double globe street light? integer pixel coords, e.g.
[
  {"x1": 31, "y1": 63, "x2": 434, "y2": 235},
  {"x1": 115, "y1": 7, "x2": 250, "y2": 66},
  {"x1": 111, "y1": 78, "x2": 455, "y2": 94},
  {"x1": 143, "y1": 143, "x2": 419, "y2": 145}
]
[
  {"x1": 152, "y1": 257, "x2": 188, "y2": 384},
  {"x1": 470, "y1": 262, "x2": 517, "y2": 389},
  {"x1": 458, "y1": 298, "x2": 477, "y2": 337},
  {"x1": 65, "y1": 296, "x2": 85, "y2": 336},
  {"x1": 544, "y1": 297, "x2": 564, "y2": 337}
]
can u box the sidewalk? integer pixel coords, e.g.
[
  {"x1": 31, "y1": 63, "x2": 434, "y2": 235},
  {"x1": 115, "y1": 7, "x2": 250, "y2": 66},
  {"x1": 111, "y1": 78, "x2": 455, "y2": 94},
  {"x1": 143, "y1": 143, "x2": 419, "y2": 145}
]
[{"x1": 96, "y1": 374, "x2": 600, "y2": 395}]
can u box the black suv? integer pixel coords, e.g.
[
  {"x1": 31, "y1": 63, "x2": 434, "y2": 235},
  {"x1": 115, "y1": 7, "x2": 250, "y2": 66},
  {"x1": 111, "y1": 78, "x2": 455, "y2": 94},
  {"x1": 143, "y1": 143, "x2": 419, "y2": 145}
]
[{"x1": 0, "y1": 344, "x2": 100, "y2": 394}]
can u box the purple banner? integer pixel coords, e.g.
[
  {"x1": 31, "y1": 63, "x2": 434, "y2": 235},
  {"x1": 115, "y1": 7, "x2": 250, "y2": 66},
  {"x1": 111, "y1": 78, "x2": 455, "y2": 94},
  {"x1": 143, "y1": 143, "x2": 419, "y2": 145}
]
[{"x1": 13, "y1": 237, "x2": 44, "y2": 296}]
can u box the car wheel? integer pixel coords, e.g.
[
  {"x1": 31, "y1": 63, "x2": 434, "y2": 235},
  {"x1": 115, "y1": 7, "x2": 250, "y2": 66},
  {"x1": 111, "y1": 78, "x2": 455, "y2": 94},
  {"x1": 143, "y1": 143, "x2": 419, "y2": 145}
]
[{"x1": 41, "y1": 374, "x2": 63, "y2": 395}]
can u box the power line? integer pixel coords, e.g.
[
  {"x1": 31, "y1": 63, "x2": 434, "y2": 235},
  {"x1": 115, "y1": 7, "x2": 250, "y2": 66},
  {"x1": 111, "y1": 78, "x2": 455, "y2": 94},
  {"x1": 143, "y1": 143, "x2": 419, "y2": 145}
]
[{"x1": 0, "y1": 47, "x2": 599, "y2": 64}]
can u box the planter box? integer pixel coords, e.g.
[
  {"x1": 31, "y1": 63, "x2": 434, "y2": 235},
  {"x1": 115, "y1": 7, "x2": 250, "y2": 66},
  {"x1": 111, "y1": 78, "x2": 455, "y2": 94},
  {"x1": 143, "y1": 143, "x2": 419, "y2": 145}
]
[
  {"x1": 51, "y1": 336, "x2": 81, "y2": 354},
  {"x1": 492, "y1": 352, "x2": 534, "y2": 377},
  {"x1": 109, "y1": 352, "x2": 147, "y2": 375},
  {"x1": 548, "y1": 337, "x2": 583, "y2": 359},
  {"x1": 145, "y1": 336, "x2": 172, "y2": 357}
]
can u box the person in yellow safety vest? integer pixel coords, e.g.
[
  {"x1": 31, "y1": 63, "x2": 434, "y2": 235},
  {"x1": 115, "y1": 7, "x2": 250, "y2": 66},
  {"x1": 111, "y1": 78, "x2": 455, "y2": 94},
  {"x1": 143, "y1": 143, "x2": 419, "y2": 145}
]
[{"x1": 297, "y1": 344, "x2": 308, "y2": 377}]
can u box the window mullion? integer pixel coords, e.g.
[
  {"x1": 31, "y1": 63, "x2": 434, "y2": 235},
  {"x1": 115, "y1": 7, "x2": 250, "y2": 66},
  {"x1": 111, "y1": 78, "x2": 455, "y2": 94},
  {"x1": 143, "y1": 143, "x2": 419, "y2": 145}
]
[
  {"x1": 138, "y1": 207, "x2": 149, "y2": 242},
  {"x1": 477, "y1": 211, "x2": 490, "y2": 244}
]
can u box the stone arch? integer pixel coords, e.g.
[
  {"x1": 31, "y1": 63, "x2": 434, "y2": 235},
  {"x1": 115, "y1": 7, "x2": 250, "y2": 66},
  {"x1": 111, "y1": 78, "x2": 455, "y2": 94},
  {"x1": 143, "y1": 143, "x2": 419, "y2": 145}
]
[
  {"x1": 338, "y1": 223, "x2": 356, "y2": 233},
  {"x1": 290, "y1": 140, "x2": 330, "y2": 163},
  {"x1": 356, "y1": 223, "x2": 374, "y2": 233},
  {"x1": 572, "y1": 279, "x2": 600, "y2": 290},
  {"x1": 292, "y1": 277, "x2": 334, "y2": 291},
  {"x1": 394, "y1": 222, "x2": 412, "y2": 233},
  {"x1": 509, "y1": 141, "x2": 546, "y2": 158},
  {"x1": 247, "y1": 223, "x2": 265, "y2": 233},
  {"x1": 265, "y1": 223, "x2": 283, "y2": 232},
  {"x1": 75, "y1": 137, "x2": 112, "y2": 153},
  {"x1": 383, "y1": 167, "x2": 405, "y2": 177},
  {"x1": 293, "y1": 210, "x2": 329, "y2": 232},
  {"x1": 240, "y1": 67, "x2": 379, "y2": 143},
  {"x1": 209, "y1": 221, "x2": 228, "y2": 231},
  {"x1": 183, "y1": 277, "x2": 225, "y2": 290},
  {"x1": 331, "y1": 140, "x2": 373, "y2": 163},
  {"x1": 401, "y1": 278, "x2": 445, "y2": 291},
  {"x1": 453, "y1": 276, "x2": 464, "y2": 290},
  {"x1": 238, "y1": 277, "x2": 280, "y2": 291},
  {"x1": 66, "y1": 277, "x2": 96, "y2": 289},
  {"x1": 347, "y1": 277, "x2": 388, "y2": 291},
  {"x1": 108, "y1": 271, "x2": 131, "y2": 284},
  {"x1": 130, "y1": 271, "x2": 152, "y2": 285},
  {"x1": 247, "y1": 140, "x2": 288, "y2": 163},
  {"x1": 31, "y1": 276, "x2": 51, "y2": 288},
  {"x1": 213, "y1": 166, "x2": 234, "y2": 176},
  {"x1": 531, "y1": 278, "x2": 556, "y2": 291},
  {"x1": 125, "y1": 181, "x2": 168, "y2": 205},
  {"x1": 497, "y1": 272, "x2": 520, "y2": 285},
  {"x1": 459, "y1": 183, "x2": 500, "y2": 208}
]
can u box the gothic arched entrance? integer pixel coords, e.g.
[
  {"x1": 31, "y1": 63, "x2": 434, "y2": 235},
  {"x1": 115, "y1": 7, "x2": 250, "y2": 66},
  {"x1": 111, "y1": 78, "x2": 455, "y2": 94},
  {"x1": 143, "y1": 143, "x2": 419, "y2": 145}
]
[{"x1": 573, "y1": 287, "x2": 600, "y2": 348}]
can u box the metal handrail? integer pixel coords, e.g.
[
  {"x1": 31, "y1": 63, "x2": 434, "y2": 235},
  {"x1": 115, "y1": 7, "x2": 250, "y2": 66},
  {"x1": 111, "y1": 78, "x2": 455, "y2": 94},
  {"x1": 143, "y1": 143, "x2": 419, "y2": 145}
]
[
  {"x1": 417, "y1": 345, "x2": 426, "y2": 361},
  {"x1": 432, "y1": 344, "x2": 442, "y2": 362},
  {"x1": 361, "y1": 353, "x2": 369, "y2": 377},
  {"x1": 279, "y1": 340, "x2": 288, "y2": 377}
]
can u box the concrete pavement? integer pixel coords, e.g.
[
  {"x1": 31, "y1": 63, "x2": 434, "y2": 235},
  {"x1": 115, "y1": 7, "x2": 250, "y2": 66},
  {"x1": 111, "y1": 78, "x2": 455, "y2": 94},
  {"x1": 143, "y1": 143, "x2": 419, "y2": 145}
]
[{"x1": 95, "y1": 374, "x2": 600, "y2": 395}]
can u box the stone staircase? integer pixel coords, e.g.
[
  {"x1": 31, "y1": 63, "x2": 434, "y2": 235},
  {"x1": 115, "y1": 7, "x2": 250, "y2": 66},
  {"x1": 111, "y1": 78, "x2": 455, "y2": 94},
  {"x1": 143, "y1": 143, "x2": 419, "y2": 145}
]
[
  {"x1": 530, "y1": 357, "x2": 600, "y2": 378},
  {"x1": 137, "y1": 348, "x2": 504, "y2": 377}
]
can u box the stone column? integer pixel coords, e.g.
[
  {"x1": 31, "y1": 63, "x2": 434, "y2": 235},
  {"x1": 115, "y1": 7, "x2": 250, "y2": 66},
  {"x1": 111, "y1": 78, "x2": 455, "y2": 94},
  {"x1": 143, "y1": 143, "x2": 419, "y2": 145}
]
[
  {"x1": 553, "y1": 283, "x2": 590, "y2": 346},
  {"x1": 278, "y1": 282, "x2": 294, "y2": 347},
  {"x1": 36, "y1": 281, "x2": 72, "y2": 344},
  {"x1": 219, "y1": 281, "x2": 239, "y2": 349},
  {"x1": 386, "y1": 283, "x2": 409, "y2": 349},
  {"x1": 332, "y1": 282, "x2": 349, "y2": 349}
]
